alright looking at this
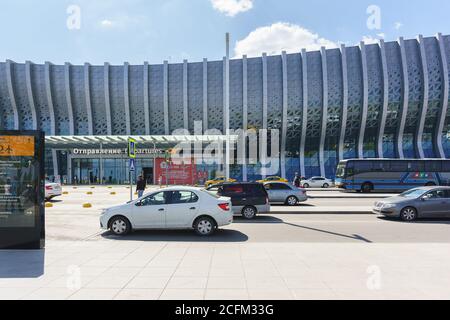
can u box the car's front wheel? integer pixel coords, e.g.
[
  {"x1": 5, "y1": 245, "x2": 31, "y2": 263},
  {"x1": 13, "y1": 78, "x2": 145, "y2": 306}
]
[
  {"x1": 194, "y1": 216, "x2": 216, "y2": 236},
  {"x1": 286, "y1": 196, "x2": 299, "y2": 206},
  {"x1": 400, "y1": 207, "x2": 418, "y2": 222},
  {"x1": 241, "y1": 206, "x2": 257, "y2": 219},
  {"x1": 109, "y1": 216, "x2": 131, "y2": 236},
  {"x1": 303, "y1": 183, "x2": 309, "y2": 188}
]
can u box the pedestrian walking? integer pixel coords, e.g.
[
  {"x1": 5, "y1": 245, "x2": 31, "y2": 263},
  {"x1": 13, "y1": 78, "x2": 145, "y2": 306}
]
[
  {"x1": 136, "y1": 175, "x2": 146, "y2": 198},
  {"x1": 293, "y1": 172, "x2": 301, "y2": 188}
]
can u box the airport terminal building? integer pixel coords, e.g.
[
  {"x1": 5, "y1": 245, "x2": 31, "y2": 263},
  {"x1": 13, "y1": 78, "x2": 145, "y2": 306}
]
[{"x1": 0, "y1": 34, "x2": 450, "y2": 184}]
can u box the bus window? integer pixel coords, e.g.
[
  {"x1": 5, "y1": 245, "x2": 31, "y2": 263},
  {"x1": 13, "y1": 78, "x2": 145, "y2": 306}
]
[
  {"x1": 373, "y1": 161, "x2": 389, "y2": 172},
  {"x1": 354, "y1": 161, "x2": 372, "y2": 173},
  {"x1": 443, "y1": 161, "x2": 450, "y2": 172},
  {"x1": 425, "y1": 161, "x2": 441, "y2": 172},
  {"x1": 390, "y1": 161, "x2": 408, "y2": 171},
  {"x1": 407, "y1": 161, "x2": 425, "y2": 172}
]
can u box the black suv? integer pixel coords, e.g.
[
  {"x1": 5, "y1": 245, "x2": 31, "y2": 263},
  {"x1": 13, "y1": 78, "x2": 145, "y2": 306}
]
[{"x1": 206, "y1": 182, "x2": 270, "y2": 219}]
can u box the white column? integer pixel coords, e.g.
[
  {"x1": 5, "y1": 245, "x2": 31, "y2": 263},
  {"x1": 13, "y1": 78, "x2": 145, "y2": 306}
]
[
  {"x1": 338, "y1": 45, "x2": 349, "y2": 161},
  {"x1": 397, "y1": 37, "x2": 409, "y2": 159},
  {"x1": 25, "y1": 61, "x2": 38, "y2": 130},
  {"x1": 64, "y1": 62, "x2": 75, "y2": 135},
  {"x1": 261, "y1": 53, "x2": 268, "y2": 178},
  {"x1": 143, "y1": 62, "x2": 150, "y2": 135},
  {"x1": 203, "y1": 58, "x2": 208, "y2": 132},
  {"x1": 84, "y1": 63, "x2": 94, "y2": 135},
  {"x1": 44, "y1": 61, "x2": 59, "y2": 180},
  {"x1": 123, "y1": 62, "x2": 131, "y2": 135},
  {"x1": 378, "y1": 40, "x2": 389, "y2": 158},
  {"x1": 5, "y1": 60, "x2": 19, "y2": 130},
  {"x1": 300, "y1": 49, "x2": 308, "y2": 177},
  {"x1": 183, "y1": 59, "x2": 189, "y2": 130},
  {"x1": 225, "y1": 50, "x2": 231, "y2": 180},
  {"x1": 416, "y1": 35, "x2": 429, "y2": 159},
  {"x1": 319, "y1": 47, "x2": 328, "y2": 177},
  {"x1": 163, "y1": 60, "x2": 169, "y2": 135},
  {"x1": 104, "y1": 62, "x2": 112, "y2": 135},
  {"x1": 358, "y1": 41, "x2": 369, "y2": 159},
  {"x1": 242, "y1": 55, "x2": 248, "y2": 181},
  {"x1": 281, "y1": 51, "x2": 288, "y2": 179},
  {"x1": 436, "y1": 33, "x2": 449, "y2": 159}
]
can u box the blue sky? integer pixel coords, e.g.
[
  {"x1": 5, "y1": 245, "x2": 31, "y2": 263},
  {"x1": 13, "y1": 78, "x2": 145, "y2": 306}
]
[{"x1": 1, "y1": 0, "x2": 449, "y2": 65}]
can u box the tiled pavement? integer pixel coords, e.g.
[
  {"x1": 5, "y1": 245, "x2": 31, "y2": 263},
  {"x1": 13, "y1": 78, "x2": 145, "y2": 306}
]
[{"x1": 1, "y1": 240, "x2": 450, "y2": 300}]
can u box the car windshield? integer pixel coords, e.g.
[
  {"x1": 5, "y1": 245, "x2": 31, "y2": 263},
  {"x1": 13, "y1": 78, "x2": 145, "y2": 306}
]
[{"x1": 400, "y1": 189, "x2": 427, "y2": 198}]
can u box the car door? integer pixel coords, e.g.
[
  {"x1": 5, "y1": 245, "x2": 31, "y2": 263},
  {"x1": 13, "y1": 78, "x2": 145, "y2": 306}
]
[
  {"x1": 419, "y1": 190, "x2": 447, "y2": 217},
  {"x1": 266, "y1": 183, "x2": 287, "y2": 202},
  {"x1": 132, "y1": 191, "x2": 168, "y2": 228},
  {"x1": 165, "y1": 190, "x2": 200, "y2": 228},
  {"x1": 443, "y1": 190, "x2": 450, "y2": 217}
]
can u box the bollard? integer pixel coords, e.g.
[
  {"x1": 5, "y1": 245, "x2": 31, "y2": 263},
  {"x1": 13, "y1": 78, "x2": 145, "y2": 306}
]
[
  {"x1": 63, "y1": 191, "x2": 69, "y2": 195},
  {"x1": 82, "y1": 203, "x2": 92, "y2": 208},
  {"x1": 86, "y1": 191, "x2": 93, "y2": 195},
  {"x1": 45, "y1": 202, "x2": 53, "y2": 208},
  {"x1": 110, "y1": 192, "x2": 116, "y2": 195}
]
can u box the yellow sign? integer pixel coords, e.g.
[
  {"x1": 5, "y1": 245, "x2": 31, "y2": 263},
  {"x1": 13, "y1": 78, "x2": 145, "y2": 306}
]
[{"x1": 0, "y1": 136, "x2": 35, "y2": 157}]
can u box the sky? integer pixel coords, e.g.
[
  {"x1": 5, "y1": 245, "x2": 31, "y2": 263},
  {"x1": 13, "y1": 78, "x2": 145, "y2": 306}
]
[{"x1": 0, "y1": 0, "x2": 449, "y2": 65}]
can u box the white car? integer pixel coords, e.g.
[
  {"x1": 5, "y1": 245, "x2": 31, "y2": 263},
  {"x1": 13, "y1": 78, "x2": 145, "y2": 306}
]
[
  {"x1": 301, "y1": 177, "x2": 333, "y2": 188},
  {"x1": 45, "y1": 180, "x2": 62, "y2": 200},
  {"x1": 100, "y1": 186, "x2": 233, "y2": 236}
]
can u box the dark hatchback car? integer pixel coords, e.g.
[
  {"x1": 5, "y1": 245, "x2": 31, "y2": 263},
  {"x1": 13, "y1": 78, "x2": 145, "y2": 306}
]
[{"x1": 206, "y1": 182, "x2": 270, "y2": 219}]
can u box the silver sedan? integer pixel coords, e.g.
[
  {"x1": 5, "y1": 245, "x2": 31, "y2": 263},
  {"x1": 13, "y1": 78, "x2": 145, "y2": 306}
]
[
  {"x1": 373, "y1": 186, "x2": 450, "y2": 221},
  {"x1": 263, "y1": 182, "x2": 308, "y2": 206}
]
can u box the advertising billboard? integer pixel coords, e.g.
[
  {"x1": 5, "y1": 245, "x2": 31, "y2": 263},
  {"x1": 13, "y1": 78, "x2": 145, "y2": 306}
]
[{"x1": 0, "y1": 131, "x2": 45, "y2": 249}]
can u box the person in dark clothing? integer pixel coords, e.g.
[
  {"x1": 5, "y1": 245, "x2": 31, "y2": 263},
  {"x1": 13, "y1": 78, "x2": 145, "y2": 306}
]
[
  {"x1": 293, "y1": 172, "x2": 301, "y2": 188},
  {"x1": 136, "y1": 175, "x2": 146, "y2": 198}
]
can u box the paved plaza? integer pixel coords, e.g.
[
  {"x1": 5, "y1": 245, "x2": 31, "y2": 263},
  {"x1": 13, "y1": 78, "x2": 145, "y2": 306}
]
[{"x1": 1, "y1": 186, "x2": 450, "y2": 300}]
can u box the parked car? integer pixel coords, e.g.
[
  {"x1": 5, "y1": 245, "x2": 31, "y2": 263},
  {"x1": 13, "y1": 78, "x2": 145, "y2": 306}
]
[
  {"x1": 206, "y1": 182, "x2": 270, "y2": 219},
  {"x1": 205, "y1": 176, "x2": 237, "y2": 188},
  {"x1": 301, "y1": 177, "x2": 333, "y2": 188},
  {"x1": 373, "y1": 186, "x2": 450, "y2": 221},
  {"x1": 100, "y1": 186, "x2": 233, "y2": 236},
  {"x1": 45, "y1": 180, "x2": 62, "y2": 201},
  {"x1": 263, "y1": 182, "x2": 307, "y2": 205},
  {"x1": 256, "y1": 176, "x2": 288, "y2": 183}
]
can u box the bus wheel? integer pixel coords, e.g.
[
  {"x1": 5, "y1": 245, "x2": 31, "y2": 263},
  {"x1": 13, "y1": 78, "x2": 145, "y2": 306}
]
[{"x1": 361, "y1": 183, "x2": 373, "y2": 193}]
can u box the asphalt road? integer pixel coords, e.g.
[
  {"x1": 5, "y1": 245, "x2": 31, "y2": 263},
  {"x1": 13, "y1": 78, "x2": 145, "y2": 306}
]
[{"x1": 45, "y1": 186, "x2": 450, "y2": 244}]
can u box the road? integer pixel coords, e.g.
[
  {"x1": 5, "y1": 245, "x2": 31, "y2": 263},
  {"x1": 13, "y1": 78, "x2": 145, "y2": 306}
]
[{"x1": 45, "y1": 186, "x2": 450, "y2": 243}]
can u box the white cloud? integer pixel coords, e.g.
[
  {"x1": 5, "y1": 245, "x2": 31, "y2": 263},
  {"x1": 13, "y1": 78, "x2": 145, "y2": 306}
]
[
  {"x1": 100, "y1": 19, "x2": 114, "y2": 28},
  {"x1": 361, "y1": 34, "x2": 384, "y2": 45},
  {"x1": 234, "y1": 22, "x2": 337, "y2": 58},
  {"x1": 210, "y1": 0, "x2": 253, "y2": 17},
  {"x1": 394, "y1": 22, "x2": 403, "y2": 30}
]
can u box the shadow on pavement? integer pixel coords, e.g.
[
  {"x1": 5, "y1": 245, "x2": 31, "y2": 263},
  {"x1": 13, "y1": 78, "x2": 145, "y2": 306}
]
[
  {"x1": 0, "y1": 250, "x2": 45, "y2": 278},
  {"x1": 232, "y1": 216, "x2": 284, "y2": 224},
  {"x1": 101, "y1": 229, "x2": 248, "y2": 242}
]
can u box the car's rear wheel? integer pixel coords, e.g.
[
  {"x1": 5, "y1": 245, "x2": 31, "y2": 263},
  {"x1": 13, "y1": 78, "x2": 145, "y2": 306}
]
[
  {"x1": 303, "y1": 183, "x2": 309, "y2": 188},
  {"x1": 109, "y1": 216, "x2": 131, "y2": 236},
  {"x1": 400, "y1": 207, "x2": 418, "y2": 222},
  {"x1": 322, "y1": 183, "x2": 329, "y2": 188},
  {"x1": 241, "y1": 206, "x2": 257, "y2": 219},
  {"x1": 194, "y1": 216, "x2": 216, "y2": 236},
  {"x1": 286, "y1": 196, "x2": 298, "y2": 206}
]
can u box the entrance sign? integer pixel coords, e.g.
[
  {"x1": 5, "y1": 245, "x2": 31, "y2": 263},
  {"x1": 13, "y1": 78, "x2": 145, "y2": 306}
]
[{"x1": 0, "y1": 131, "x2": 45, "y2": 249}]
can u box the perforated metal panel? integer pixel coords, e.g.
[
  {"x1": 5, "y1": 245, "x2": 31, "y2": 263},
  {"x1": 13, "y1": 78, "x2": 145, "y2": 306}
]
[
  {"x1": 229, "y1": 59, "x2": 243, "y2": 130},
  {"x1": 69, "y1": 65, "x2": 89, "y2": 135},
  {"x1": 12, "y1": 63, "x2": 33, "y2": 129},
  {"x1": 149, "y1": 64, "x2": 165, "y2": 135},
  {"x1": 0, "y1": 63, "x2": 16, "y2": 129},
  {"x1": 384, "y1": 41, "x2": 403, "y2": 132},
  {"x1": 168, "y1": 63, "x2": 184, "y2": 132},
  {"x1": 31, "y1": 64, "x2": 51, "y2": 135},
  {"x1": 49, "y1": 65, "x2": 70, "y2": 135},
  {"x1": 207, "y1": 61, "x2": 223, "y2": 131},
  {"x1": 246, "y1": 57, "x2": 263, "y2": 130},
  {"x1": 108, "y1": 66, "x2": 127, "y2": 134},
  {"x1": 188, "y1": 62, "x2": 203, "y2": 132},
  {"x1": 129, "y1": 65, "x2": 146, "y2": 135},
  {"x1": 90, "y1": 66, "x2": 108, "y2": 135}
]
